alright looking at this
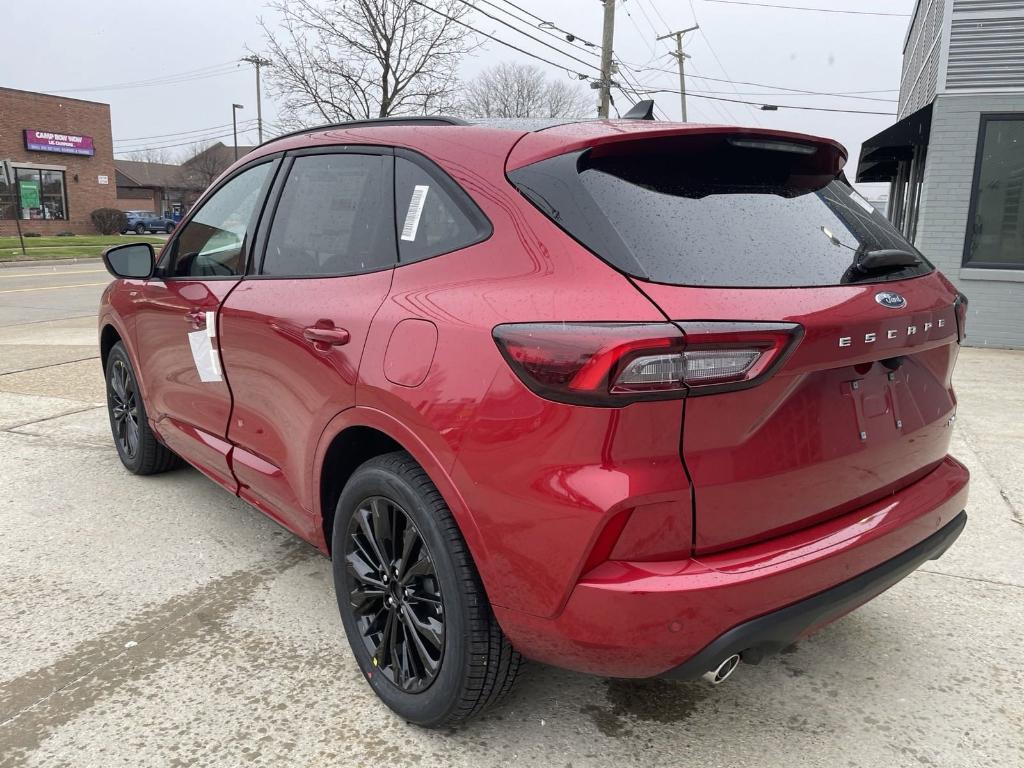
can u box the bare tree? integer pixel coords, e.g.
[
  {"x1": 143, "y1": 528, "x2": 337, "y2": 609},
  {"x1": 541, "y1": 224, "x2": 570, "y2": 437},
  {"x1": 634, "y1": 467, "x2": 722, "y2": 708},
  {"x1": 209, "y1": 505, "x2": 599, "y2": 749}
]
[
  {"x1": 260, "y1": 0, "x2": 476, "y2": 127},
  {"x1": 181, "y1": 142, "x2": 229, "y2": 190},
  {"x1": 121, "y1": 147, "x2": 177, "y2": 164},
  {"x1": 460, "y1": 62, "x2": 594, "y2": 119}
]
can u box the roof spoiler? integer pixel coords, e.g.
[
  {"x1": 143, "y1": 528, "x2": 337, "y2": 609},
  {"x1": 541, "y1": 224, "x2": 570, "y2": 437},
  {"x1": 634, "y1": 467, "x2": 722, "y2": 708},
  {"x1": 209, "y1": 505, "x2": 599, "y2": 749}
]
[{"x1": 623, "y1": 100, "x2": 656, "y2": 120}]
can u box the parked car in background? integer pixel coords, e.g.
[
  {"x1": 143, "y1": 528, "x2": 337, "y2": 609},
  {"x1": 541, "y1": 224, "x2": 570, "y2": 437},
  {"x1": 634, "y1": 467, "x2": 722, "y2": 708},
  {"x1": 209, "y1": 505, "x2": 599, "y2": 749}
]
[
  {"x1": 98, "y1": 115, "x2": 970, "y2": 728},
  {"x1": 121, "y1": 210, "x2": 175, "y2": 235}
]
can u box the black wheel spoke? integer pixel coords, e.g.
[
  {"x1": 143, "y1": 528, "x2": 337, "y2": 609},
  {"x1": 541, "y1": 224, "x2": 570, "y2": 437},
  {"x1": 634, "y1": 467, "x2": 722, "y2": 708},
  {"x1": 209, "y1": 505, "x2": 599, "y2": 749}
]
[
  {"x1": 108, "y1": 360, "x2": 140, "y2": 459},
  {"x1": 401, "y1": 604, "x2": 442, "y2": 676},
  {"x1": 346, "y1": 495, "x2": 444, "y2": 694},
  {"x1": 356, "y1": 506, "x2": 389, "y2": 574},
  {"x1": 125, "y1": 417, "x2": 139, "y2": 454},
  {"x1": 369, "y1": 497, "x2": 395, "y2": 563}
]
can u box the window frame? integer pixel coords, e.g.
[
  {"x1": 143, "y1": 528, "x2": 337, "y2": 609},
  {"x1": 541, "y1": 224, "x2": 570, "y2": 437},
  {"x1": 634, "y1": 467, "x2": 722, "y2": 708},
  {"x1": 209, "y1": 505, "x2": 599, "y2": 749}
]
[
  {"x1": 8, "y1": 167, "x2": 68, "y2": 222},
  {"x1": 156, "y1": 153, "x2": 282, "y2": 281},
  {"x1": 961, "y1": 112, "x2": 1024, "y2": 271},
  {"x1": 250, "y1": 144, "x2": 398, "y2": 280},
  {"x1": 393, "y1": 147, "x2": 493, "y2": 265}
]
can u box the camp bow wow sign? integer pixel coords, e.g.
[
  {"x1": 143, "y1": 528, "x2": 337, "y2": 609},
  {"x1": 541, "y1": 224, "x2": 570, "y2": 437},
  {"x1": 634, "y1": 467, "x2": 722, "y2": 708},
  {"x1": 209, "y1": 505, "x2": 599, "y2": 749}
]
[{"x1": 23, "y1": 129, "x2": 95, "y2": 156}]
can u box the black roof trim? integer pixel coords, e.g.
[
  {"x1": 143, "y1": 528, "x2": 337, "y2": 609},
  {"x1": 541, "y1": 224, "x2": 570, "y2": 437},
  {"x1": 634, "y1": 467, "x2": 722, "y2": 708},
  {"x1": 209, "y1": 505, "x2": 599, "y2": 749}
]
[{"x1": 258, "y1": 116, "x2": 470, "y2": 148}]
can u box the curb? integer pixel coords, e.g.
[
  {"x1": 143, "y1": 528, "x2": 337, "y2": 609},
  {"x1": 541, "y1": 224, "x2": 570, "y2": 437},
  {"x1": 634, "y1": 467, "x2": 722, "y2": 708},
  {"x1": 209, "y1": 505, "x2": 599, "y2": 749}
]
[{"x1": 0, "y1": 256, "x2": 104, "y2": 269}]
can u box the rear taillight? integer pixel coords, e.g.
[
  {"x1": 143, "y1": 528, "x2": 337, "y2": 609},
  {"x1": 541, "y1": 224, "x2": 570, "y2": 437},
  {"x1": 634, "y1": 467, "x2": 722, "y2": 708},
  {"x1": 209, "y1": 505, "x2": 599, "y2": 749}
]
[
  {"x1": 493, "y1": 321, "x2": 802, "y2": 405},
  {"x1": 954, "y1": 291, "x2": 969, "y2": 343}
]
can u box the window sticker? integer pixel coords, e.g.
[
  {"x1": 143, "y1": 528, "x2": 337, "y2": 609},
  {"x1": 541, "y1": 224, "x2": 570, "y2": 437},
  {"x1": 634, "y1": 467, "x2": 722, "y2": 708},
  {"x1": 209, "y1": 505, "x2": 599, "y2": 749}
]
[
  {"x1": 848, "y1": 188, "x2": 876, "y2": 214},
  {"x1": 400, "y1": 185, "x2": 430, "y2": 241},
  {"x1": 188, "y1": 329, "x2": 222, "y2": 383}
]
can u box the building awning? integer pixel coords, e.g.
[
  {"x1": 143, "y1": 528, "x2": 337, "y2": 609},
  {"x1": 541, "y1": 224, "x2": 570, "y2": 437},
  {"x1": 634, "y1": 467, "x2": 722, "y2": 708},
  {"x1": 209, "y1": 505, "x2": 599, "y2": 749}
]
[{"x1": 856, "y1": 103, "x2": 933, "y2": 183}]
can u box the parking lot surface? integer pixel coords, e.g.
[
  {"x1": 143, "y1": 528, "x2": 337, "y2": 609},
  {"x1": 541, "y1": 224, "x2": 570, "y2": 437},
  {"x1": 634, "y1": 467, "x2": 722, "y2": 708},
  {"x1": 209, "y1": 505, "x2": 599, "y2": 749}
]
[{"x1": 1, "y1": 262, "x2": 1022, "y2": 767}]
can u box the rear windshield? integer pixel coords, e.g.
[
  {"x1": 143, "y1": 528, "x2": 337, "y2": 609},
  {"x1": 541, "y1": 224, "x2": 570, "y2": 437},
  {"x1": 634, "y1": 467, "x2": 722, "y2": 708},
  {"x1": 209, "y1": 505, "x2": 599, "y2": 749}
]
[{"x1": 510, "y1": 138, "x2": 933, "y2": 288}]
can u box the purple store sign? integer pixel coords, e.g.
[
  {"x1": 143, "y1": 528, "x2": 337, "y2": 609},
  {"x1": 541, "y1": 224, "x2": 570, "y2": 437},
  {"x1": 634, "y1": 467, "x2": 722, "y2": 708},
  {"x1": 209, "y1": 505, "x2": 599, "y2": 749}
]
[{"x1": 24, "y1": 129, "x2": 95, "y2": 156}]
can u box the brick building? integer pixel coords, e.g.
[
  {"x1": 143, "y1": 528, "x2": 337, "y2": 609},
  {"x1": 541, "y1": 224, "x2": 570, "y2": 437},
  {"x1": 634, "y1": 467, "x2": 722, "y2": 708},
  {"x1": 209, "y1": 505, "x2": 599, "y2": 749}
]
[
  {"x1": 0, "y1": 87, "x2": 117, "y2": 236},
  {"x1": 115, "y1": 160, "x2": 203, "y2": 218}
]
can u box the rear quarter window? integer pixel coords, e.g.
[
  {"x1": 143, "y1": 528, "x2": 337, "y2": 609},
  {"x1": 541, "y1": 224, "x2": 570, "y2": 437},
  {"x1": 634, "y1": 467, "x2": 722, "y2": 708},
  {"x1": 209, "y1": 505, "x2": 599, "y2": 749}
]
[{"x1": 394, "y1": 155, "x2": 491, "y2": 264}]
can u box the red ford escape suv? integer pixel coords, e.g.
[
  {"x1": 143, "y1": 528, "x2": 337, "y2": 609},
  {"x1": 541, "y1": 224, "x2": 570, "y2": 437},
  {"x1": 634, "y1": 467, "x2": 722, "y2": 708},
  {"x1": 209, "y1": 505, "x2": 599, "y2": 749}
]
[{"x1": 99, "y1": 115, "x2": 969, "y2": 727}]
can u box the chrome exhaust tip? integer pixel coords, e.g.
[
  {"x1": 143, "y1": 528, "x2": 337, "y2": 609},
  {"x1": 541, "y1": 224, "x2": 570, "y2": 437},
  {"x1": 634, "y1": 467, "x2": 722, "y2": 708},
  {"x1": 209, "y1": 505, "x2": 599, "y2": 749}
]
[{"x1": 701, "y1": 654, "x2": 741, "y2": 685}]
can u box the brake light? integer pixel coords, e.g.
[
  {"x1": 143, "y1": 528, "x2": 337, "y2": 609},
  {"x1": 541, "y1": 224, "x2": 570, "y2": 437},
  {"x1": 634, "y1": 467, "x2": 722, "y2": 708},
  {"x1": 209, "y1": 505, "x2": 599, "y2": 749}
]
[
  {"x1": 493, "y1": 322, "x2": 802, "y2": 405},
  {"x1": 954, "y1": 291, "x2": 969, "y2": 343}
]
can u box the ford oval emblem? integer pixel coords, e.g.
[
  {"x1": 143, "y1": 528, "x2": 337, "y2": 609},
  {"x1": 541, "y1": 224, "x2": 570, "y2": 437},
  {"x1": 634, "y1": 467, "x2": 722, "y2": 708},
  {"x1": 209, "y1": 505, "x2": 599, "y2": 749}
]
[{"x1": 875, "y1": 291, "x2": 907, "y2": 310}]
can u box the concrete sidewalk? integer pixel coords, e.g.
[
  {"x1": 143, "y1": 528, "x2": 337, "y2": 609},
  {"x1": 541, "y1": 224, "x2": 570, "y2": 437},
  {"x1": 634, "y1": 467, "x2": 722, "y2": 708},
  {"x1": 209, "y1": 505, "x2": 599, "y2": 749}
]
[{"x1": 0, "y1": 292, "x2": 1021, "y2": 767}]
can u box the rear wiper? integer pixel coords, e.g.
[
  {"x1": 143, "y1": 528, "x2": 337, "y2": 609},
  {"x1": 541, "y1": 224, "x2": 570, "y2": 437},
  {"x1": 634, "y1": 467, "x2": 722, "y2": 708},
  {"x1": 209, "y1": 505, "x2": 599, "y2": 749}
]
[{"x1": 853, "y1": 248, "x2": 920, "y2": 273}]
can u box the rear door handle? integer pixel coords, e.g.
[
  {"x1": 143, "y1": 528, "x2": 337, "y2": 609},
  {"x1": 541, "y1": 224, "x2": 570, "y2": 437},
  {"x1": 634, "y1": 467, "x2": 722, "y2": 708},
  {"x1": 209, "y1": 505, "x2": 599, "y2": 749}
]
[{"x1": 303, "y1": 326, "x2": 350, "y2": 346}]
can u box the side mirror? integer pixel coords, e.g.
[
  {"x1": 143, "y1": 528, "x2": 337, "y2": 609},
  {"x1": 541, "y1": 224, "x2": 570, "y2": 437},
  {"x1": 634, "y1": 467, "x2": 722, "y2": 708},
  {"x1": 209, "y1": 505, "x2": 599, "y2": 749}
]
[{"x1": 102, "y1": 242, "x2": 155, "y2": 279}]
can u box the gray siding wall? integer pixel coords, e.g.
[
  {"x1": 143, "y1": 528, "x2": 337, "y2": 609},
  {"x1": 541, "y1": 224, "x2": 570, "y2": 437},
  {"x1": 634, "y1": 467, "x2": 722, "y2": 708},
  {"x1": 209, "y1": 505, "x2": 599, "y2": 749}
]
[
  {"x1": 948, "y1": 0, "x2": 1024, "y2": 90},
  {"x1": 915, "y1": 93, "x2": 1024, "y2": 347},
  {"x1": 901, "y1": 0, "x2": 946, "y2": 117}
]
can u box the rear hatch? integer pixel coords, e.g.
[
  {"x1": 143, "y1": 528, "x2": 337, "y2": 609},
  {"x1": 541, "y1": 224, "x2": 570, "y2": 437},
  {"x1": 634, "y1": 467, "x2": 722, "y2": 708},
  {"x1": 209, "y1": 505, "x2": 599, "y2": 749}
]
[{"x1": 509, "y1": 126, "x2": 964, "y2": 553}]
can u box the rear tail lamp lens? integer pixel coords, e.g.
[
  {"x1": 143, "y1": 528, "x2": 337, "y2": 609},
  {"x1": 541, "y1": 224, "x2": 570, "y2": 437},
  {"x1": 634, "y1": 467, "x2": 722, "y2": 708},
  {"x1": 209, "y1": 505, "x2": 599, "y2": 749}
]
[{"x1": 493, "y1": 321, "x2": 801, "y2": 405}]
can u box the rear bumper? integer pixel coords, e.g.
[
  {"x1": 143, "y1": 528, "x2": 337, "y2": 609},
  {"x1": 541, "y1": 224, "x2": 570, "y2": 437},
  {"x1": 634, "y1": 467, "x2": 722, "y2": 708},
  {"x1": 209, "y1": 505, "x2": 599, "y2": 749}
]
[
  {"x1": 493, "y1": 455, "x2": 969, "y2": 678},
  {"x1": 662, "y1": 509, "x2": 966, "y2": 679}
]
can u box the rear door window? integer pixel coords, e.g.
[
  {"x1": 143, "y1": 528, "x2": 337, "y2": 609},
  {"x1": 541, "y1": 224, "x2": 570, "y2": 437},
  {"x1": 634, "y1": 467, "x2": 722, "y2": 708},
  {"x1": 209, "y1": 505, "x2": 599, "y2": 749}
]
[
  {"x1": 262, "y1": 153, "x2": 395, "y2": 276},
  {"x1": 510, "y1": 136, "x2": 933, "y2": 288}
]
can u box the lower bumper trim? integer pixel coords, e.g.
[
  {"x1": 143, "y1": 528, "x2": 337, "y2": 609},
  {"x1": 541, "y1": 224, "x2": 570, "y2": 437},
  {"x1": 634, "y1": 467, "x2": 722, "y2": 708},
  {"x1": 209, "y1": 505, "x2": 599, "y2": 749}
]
[{"x1": 661, "y1": 510, "x2": 967, "y2": 680}]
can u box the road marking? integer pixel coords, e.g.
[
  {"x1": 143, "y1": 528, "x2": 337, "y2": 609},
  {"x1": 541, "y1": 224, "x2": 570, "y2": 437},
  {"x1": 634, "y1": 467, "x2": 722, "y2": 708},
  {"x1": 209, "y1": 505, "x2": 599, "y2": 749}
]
[
  {"x1": 0, "y1": 272, "x2": 108, "y2": 280},
  {"x1": 0, "y1": 281, "x2": 109, "y2": 294}
]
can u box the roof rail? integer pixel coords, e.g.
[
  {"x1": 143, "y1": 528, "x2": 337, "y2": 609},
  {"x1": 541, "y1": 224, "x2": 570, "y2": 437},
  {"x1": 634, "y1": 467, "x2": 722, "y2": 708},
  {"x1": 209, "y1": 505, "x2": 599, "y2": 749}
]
[{"x1": 258, "y1": 116, "x2": 470, "y2": 147}]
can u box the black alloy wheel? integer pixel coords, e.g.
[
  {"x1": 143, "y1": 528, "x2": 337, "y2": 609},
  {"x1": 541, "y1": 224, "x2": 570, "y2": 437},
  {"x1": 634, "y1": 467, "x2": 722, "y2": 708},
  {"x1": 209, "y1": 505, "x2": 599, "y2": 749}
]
[
  {"x1": 134, "y1": 223, "x2": 146, "y2": 235},
  {"x1": 109, "y1": 357, "x2": 140, "y2": 460},
  {"x1": 104, "y1": 341, "x2": 179, "y2": 475},
  {"x1": 332, "y1": 451, "x2": 521, "y2": 727},
  {"x1": 345, "y1": 495, "x2": 445, "y2": 693}
]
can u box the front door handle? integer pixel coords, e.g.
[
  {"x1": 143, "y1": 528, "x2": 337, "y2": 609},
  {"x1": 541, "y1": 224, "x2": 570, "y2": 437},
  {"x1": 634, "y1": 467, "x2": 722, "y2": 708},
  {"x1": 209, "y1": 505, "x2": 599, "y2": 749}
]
[{"x1": 303, "y1": 326, "x2": 350, "y2": 346}]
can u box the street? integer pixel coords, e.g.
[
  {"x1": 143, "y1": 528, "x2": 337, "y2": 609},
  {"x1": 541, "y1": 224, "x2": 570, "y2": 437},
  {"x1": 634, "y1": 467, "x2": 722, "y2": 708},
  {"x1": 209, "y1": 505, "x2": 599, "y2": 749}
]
[{"x1": 0, "y1": 261, "x2": 1022, "y2": 768}]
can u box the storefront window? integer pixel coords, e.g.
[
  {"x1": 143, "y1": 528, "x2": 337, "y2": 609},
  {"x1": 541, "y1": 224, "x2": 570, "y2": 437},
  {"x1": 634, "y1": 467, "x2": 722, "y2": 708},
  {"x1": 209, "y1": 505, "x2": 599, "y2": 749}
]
[
  {"x1": 10, "y1": 167, "x2": 67, "y2": 221},
  {"x1": 963, "y1": 115, "x2": 1024, "y2": 269}
]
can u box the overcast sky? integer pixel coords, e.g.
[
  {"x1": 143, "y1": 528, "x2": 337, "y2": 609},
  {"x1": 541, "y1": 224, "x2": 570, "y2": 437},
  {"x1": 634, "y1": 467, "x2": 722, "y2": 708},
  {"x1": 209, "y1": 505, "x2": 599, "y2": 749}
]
[{"x1": 0, "y1": 0, "x2": 914, "y2": 196}]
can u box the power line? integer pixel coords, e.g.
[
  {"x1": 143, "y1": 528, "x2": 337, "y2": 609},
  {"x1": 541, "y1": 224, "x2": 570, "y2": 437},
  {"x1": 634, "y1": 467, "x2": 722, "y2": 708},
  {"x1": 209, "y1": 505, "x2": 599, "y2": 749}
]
[
  {"x1": 115, "y1": 122, "x2": 259, "y2": 153},
  {"x1": 416, "y1": 0, "x2": 895, "y2": 118},
  {"x1": 484, "y1": 0, "x2": 601, "y2": 55},
  {"x1": 450, "y1": 0, "x2": 600, "y2": 71},
  {"x1": 637, "y1": 66, "x2": 898, "y2": 100},
  {"x1": 42, "y1": 61, "x2": 242, "y2": 94},
  {"x1": 411, "y1": 1, "x2": 591, "y2": 79},
  {"x1": 686, "y1": 0, "x2": 763, "y2": 126},
  {"x1": 629, "y1": 84, "x2": 896, "y2": 114},
  {"x1": 704, "y1": 0, "x2": 910, "y2": 17},
  {"x1": 114, "y1": 121, "x2": 240, "y2": 143}
]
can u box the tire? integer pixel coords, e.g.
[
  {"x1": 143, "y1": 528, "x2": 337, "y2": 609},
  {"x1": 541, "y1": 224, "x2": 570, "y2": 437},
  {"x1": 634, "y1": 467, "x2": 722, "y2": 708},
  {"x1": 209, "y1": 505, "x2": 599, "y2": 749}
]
[
  {"x1": 104, "y1": 342, "x2": 179, "y2": 475},
  {"x1": 332, "y1": 451, "x2": 521, "y2": 727},
  {"x1": 164, "y1": 223, "x2": 174, "y2": 234},
  {"x1": 134, "y1": 223, "x2": 146, "y2": 235}
]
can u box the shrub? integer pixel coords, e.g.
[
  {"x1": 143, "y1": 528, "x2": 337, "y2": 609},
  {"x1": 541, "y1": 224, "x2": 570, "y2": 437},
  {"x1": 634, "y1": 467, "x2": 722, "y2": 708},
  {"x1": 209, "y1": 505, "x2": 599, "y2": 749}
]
[
  {"x1": 23, "y1": 232, "x2": 41, "y2": 237},
  {"x1": 90, "y1": 208, "x2": 127, "y2": 235},
  {"x1": 56, "y1": 231, "x2": 75, "y2": 237}
]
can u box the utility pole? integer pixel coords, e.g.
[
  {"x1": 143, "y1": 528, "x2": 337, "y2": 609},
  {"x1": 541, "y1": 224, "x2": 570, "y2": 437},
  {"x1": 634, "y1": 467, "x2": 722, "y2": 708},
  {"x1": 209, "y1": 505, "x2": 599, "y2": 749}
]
[
  {"x1": 241, "y1": 54, "x2": 273, "y2": 143},
  {"x1": 597, "y1": 0, "x2": 616, "y2": 118},
  {"x1": 657, "y1": 25, "x2": 699, "y2": 121},
  {"x1": 232, "y1": 104, "x2": 244, "y2": 161}
]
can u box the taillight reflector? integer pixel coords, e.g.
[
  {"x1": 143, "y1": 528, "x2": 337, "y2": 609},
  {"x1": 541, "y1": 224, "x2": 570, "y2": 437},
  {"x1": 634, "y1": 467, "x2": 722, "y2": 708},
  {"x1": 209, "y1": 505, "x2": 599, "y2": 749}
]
[{"x1": 493, "y1": 321, "x2": 801, "y2": 406}]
